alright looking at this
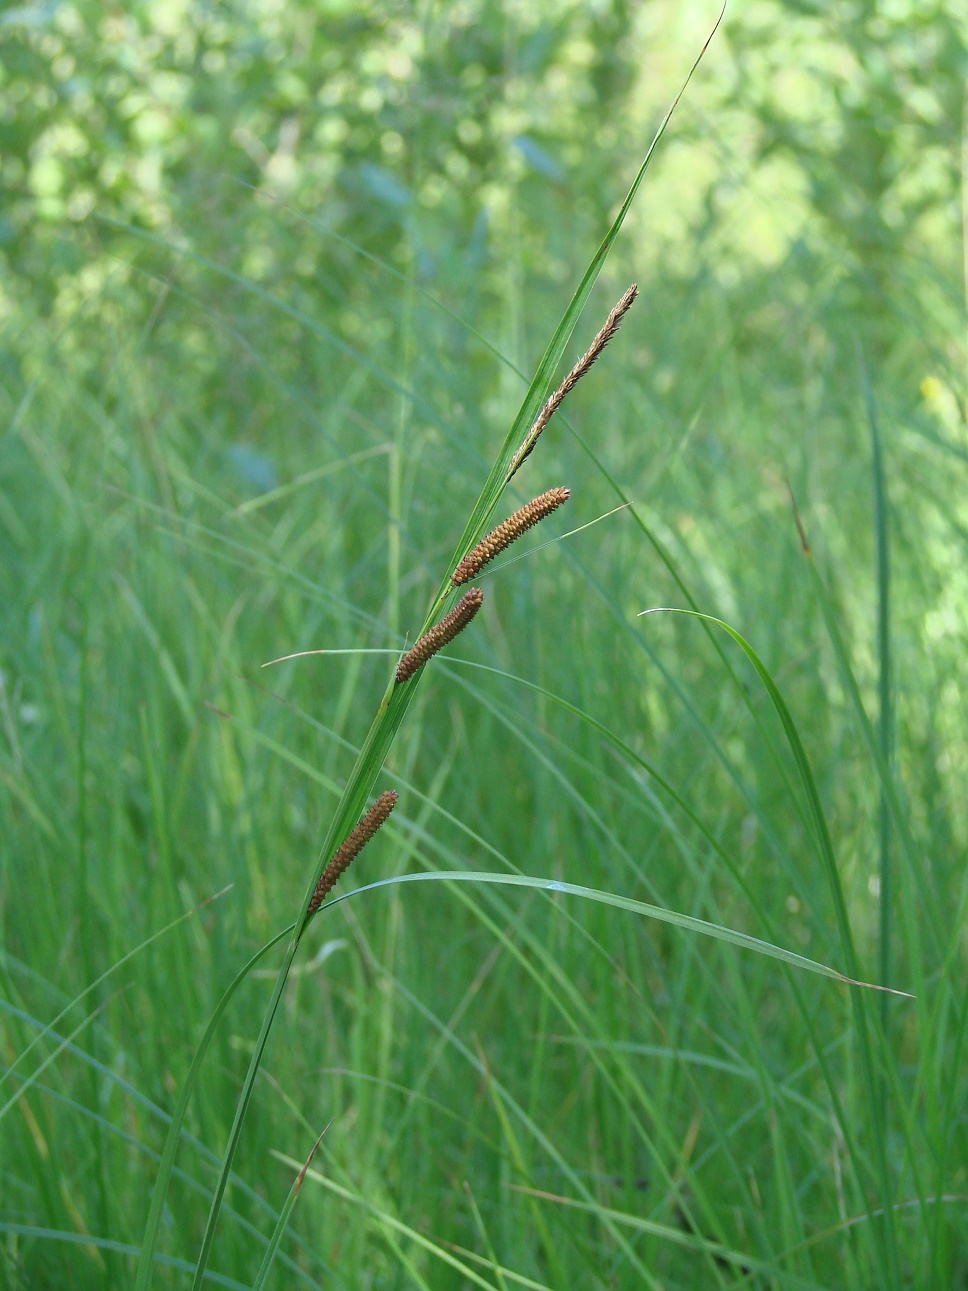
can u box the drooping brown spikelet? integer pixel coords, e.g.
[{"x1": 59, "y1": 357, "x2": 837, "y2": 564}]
[
  {"x1": 510, "y1": 284, "x2": 638, "y2": 476},
  {"x1": 395, "y1": 588, "x2": 484, "y2": 683},
  {"x1": 452, "y1": 487, "x2": 570, "y2": 585},
  {"x1": 308, "y1": 790, "x2": 398, "y2": 914}
]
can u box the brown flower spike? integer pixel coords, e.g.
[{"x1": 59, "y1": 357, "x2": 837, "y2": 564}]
[
  {"x1": 395, "y1": 588, "x2": 484, "y2": 683},
  {"x1": 453, "y1": 487, "x2": 570, "y2": 585},
  {"x1": 308, "y1": 790, "x2": 398, "y2": 915},
  {"x1": 510, "y1": 283, "x2": 638, "y2": 476}
]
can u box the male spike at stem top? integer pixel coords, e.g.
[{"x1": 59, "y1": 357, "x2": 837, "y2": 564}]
[
  {"x1": 510, "y1": 283, "x2": 638, "y2": 477},
  {"x1": 453, "y1": 487, "x2": 570, "y2": 585},
  {"x1": 395, "y1": 588, "x2": 484, "y2": 683},
  {"x1": 308, "y1": 790, "x2": 398, "y2": 915}
]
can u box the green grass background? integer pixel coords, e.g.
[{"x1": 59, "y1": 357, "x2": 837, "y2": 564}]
[{"x1": 1, "y1": 0, "x2": 967, "y2": 1286}]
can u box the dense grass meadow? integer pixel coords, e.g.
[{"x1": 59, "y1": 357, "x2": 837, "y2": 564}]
[{"x1": 2, "y1": 1, "x2": 968, "y2": 1287}]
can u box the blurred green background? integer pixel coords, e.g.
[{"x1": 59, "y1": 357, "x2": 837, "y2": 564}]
[{"x1": 1, "y1": 1, "x2": 967, "y2": 1287}]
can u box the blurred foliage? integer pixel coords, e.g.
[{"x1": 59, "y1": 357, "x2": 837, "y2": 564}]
[
  {"x1": 0, "y1": 0, "x2": 637, "y2": 308},
  {"x1": 724, "y1": 0, "x2": 966, "y2": 348},
  {"x1": 2, "y1": 0, "x2": 963, "y2": 328}
]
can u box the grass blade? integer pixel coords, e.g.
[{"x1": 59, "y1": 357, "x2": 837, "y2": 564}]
[
  {"x1": 786, "y1": 493, "x2": 941, "y2": 974},
  {"x1": 863, "y1": 355, "x2": 894, "y2": 1015},
  {"x1": 250, "y1": 1125, "x2": 330, "y2": 1291},
  {"x1": 325, "y1": 870, "x2": 909, "y2": 994},
  {"x1": 134, "y1": 924, "x2": 294, "y2": 1291}
]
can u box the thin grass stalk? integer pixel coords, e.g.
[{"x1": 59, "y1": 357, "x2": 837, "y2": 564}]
[
  {"x1": 795, "y1": 537, "x2": 942, "y2": 1268},
  {"x1": 862, "y1": 357, "x2": 901, "y2": 1276},
  {"x1": 187, "y1": 937, "x2": 301, "y2": 1291},
  {"x1": 930, "y1": 975, "x2": 968, "y2": 1286},
  {"x1": 798, "y1": 553, "x2": 937, "y2": 946},
  {"x1": 76, "y1": 552, "x2": 115, "y2": 1275},
  {"x1": 333, "y1": 872, "x2": 894, "y2": 989},
  {"x1": 861, "y1": 359, "x2": 893, "y2": 1023},
  {"x1": 250, "y1": 1126, "x2": 329, "y2": 1291},
  {"x1": 389, "y1": 242, "x2": 418, "y2": 640},
  {"x1": 132, "y1": 925, "x2": 294, "y2": 1291},
  {"x1": 791, "y1": 553, "x2": 946, "y2": 1257}
]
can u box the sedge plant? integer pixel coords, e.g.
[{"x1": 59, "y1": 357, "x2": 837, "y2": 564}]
[{"x1": 123, "y1": 14, "x2": 939, "y2": 1290}]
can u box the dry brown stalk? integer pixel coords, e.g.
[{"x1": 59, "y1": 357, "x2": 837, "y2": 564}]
[
  {"x1": 395, "y1": 588, "x2": 484, "y2": 683},
  {"x1": 510, "y1": 283, "x2": 638, "y2": 476},
  {"x1": 308, "y1": 790, "x2": 399, "y2": 914},
  {"x1": 452, "y1": 487, "x2": 571, "y2": 585}
]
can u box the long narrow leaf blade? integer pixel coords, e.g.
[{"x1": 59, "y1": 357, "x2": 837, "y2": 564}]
[
  {"x1": 325, "y1": 870, "x2": 910, "y2": 995},
  {"x1": 134, "y1": 925, "x2": 295, "y2": 1291},
  {"x1": 250, "y1": 1125, "x2": 330, "y2": 1291}
]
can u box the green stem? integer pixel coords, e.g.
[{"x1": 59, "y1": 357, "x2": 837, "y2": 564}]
[{"x1": 863, "y1": 358, "x2": 893, "y2": 1026}]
